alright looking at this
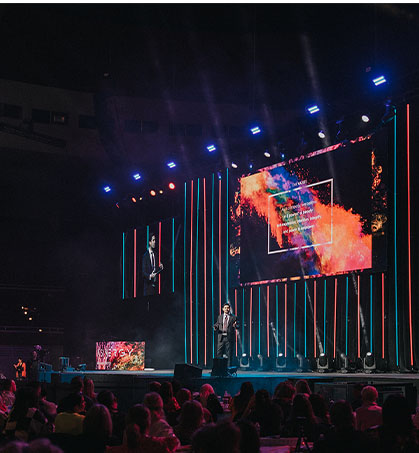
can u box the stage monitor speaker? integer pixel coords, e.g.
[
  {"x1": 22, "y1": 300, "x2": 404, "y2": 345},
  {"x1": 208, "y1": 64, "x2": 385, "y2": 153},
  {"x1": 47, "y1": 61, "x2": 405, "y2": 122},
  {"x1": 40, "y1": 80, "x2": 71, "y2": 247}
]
[
  {"x1": 211, "y1": 357, "x2": 228, "y2": 377},
  {"x1": 174, "y1": 363, "x2": 202, "y2": 380}
]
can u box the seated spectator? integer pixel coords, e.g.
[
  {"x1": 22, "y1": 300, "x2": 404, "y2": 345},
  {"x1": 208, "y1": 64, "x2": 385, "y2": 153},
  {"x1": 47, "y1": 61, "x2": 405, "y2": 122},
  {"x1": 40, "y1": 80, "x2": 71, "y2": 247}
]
[
  {"x1": 244, "y1": 389, "x2": 282, "y2": 437},
  {"x1": 197, "y1": 384, "x2": 218, "y2": 423},
  {"x1": 206, "y1": 393, "x2": 223, "y2": 423},
  {"x1": 295, "y1": 379, "x2": 312, "y2": 395},
  {"x1": 377, "y1": 394, "x2": 419, "y2": 453},
  {"x1": 0, "y1": 438, "x2": 63, "y2": 453},
  {"x1": 174, "y1": 400, "x2": 204, "y2": 445},
  {"x1": 313, "y1": 400, "x2": 373, "y2": 453},
  {"x1": 57, "y1": 377, "x2": 91, "y2": 414},
  {"x1": 230, "y1": 382, "x2": 254, "y2": 422},
  {"x1": 143, "y1": 392, "x2": 179, "y2": 447},
  {"x1": 282, "y1": 393, "x2": 320, "y2": 442},
  {"x1": 236, "y1": 419, "x2": 260, "y2": 453},
  {"x1": 272, "y1": 380, "x2": 295, "y2": 424},
  {"x1": 83, "y1": 378, "x2": 97, "y2": 409},
  {"x1": 97, "y1": 390, "x2": 125, "y2": 445},
  {"x1": 39, "y1": 384, "x2": 57, "y2": 423},
  {"x1": 350, "y1": 383, "x2": 364, "y2": 411},
  {"x1": 159, "y1": 381, "x2": 180, "y2": 426},
  {"x1": 107, "y1": 404, "x2": 178, "y2": 453},
  {"x1": 78, "y1": 404, "x2": 113, "y2": 453},
  {"x1": 54, "y1": 393, "x2": 86, "y2": 436},
  {"x1": 149, "y1": 381, "x2": 162, "y2": 393},
  {"x1": 3, "y1": 386, "x2": 51, "y2": 442},
  {"x1": 176, "y1": 388, "x2": 192, "y2": 409},
  {"x1": 192, "y1": 420, "x2": 240, "y2": 453},
  {"x1": 355, "y1": 385, "x2": 382, "y2": 431},
  {"x1": 0, "y1": 380, "x2": 17, "y2": 412},
  {"x1": 309, "y1": 393, "x2": 331, "y2": 434}
]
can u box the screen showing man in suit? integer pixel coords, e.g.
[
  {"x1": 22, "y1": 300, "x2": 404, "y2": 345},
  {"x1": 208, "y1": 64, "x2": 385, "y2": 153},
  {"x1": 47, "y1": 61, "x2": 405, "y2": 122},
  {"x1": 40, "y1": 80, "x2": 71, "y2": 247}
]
[{"x1": 142, "y1": 233, "x2": 163, "y2": 296}]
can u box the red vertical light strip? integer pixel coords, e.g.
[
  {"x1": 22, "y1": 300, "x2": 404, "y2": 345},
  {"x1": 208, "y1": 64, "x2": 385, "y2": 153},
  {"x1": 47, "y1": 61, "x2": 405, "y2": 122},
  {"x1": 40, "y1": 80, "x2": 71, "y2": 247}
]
[
  {"x1": 158, "y1": 222, "x2": 161, "y2": 295},
  {"x1": 218, "y1": 179, "x2": 222, "y2": 312},
  {"x1": 190, "y1": 180, "x2": 194, "y2": 363},
  {"x1": 267, "y1": 286, "x2": 270, "y2": 357},
  {"x1": 203, "y1": 178, "x2": 207, "y2": 366},
  {"x1": 314, "y1": 280, "x2": 317, "y2": 357},
  {"x1": 382, "y1": 273, "x2": 385, "y2": 359},
  {"x1": 333, "y1": 278, "x2": 337, "y2": 359},
  {"x1": 357, "y1": 274, "x2": 360, "y2": 358},
  {"x1": 284, "y1": 284, "x2": 287, "y2": 357},
  {"x1": 235, "y1": 289, "x2": 238, "y2": 357},
  {"x1": 133, "y1": 229, "x2": 137, "y2": 298},
  {"x1": 250, "y1": 287, "x2": 253, "y2": 357},
  {"x1": 407, "y1": 104, "x2": 413, "y2": 367}
]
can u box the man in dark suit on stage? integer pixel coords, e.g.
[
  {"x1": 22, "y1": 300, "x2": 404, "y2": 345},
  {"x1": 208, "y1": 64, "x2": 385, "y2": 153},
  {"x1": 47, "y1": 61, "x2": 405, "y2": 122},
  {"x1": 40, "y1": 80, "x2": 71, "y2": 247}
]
[
  {"x1": 142, "y1": 233, "x2": 163, "y2": 296},
  {"x1": 213, "y1": 302, "x2": 239, "y2": 367}
]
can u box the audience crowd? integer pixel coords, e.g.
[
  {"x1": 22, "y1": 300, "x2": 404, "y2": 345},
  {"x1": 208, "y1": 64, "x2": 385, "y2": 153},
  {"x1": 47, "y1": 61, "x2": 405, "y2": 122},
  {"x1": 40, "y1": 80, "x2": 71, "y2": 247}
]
[{"x1": 1, "y1": 375, "x2": 419, "y2": 452}]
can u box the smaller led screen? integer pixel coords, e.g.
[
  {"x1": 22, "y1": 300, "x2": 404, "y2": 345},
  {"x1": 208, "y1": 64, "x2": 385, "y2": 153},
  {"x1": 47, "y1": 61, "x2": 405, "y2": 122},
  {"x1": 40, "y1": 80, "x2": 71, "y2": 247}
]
[{"x1": 96, "y1": 341, "x2": 145, "y2": 371}]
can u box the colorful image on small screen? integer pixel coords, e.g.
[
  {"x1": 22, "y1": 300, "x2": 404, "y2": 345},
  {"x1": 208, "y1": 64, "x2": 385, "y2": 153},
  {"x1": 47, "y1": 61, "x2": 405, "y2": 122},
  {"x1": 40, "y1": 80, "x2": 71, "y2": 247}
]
[
  {"x1": 235, "y1": 137, "x2": 387, "y2": 284},
  {"x1": 96, "y1": 341, "x2": 145, "y2": 371}
]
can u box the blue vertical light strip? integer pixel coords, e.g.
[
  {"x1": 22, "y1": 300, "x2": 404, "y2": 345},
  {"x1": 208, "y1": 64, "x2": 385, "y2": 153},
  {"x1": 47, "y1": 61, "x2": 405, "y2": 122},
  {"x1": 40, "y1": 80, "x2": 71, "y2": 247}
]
[
  {"x1": 275, "y1": 285, "x2": 279, "y2": 356},
  {"x1": 195, "y1": 178, "x2": 200, "y2": 364},
  {"x1": 393, "y1": 109, "x2": 399, "y2": 366},
  {"x1": 293, "y1": 283, "x2": 296, "y2": 357},
  {"x1": 323, "y1": 280, "x2": 327, "y2": 354},
  {"x1": 226, "y1": 168, "x2": 229, "y2": 304},
  {"x1": 242, "y1": 289, "x2": 245, "y2": 353},
  {"x1": 258, "y1": 286, "x2": 261, "y2": 354},
  {"x1": 211, "y1": 174, "x2": 215, "y2": 357},
  {"x1": 183, "y1": 183, "x2": 187, "y2": 362},
  {"x1": 172, "y1": 218, "x2": 175, "y2": 293},
  {"x1": 122, "y1": 232, "x2": 125, "y2": 300},
  {"x1": 345, "y1": 276, "x2": 349, "y2": 356},
  {"x1": 304, "y1": 281, "x2": 307, "y2": 357},
  {"x1": 370, "y1": 274, "x2": 373, "y2": 353}
]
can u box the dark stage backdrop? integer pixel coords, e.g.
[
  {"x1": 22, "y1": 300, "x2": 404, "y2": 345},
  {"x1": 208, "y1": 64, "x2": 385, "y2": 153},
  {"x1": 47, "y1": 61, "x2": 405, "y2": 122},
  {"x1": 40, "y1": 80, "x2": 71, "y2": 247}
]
[{"x1": 121, "y1": 102, "x2": 419, "y2": 371}]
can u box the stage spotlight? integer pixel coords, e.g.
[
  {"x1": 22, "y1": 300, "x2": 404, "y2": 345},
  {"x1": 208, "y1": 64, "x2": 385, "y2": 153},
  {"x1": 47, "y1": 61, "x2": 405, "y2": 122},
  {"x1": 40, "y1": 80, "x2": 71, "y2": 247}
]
[
  {"x1": 250, "y1": 126, "x2": 261, "y2": 135},
  {"x1": 167, "y1": 161, "x2": 176, "y2": 169},
  {"x1": 363, "y1": 352, "x2": 376, "y2": 373},
  {"x1": 339, "y1": 352, "x2": 350, "y2": 373},
  {"x1": 131, "y1": 197, "x2": 137, "y2": 203},
  {"x1": 239, "y1": 353, "x2": 250, "y2": 369},
  {"x1": 169, "y1": 182, "x2": 175, "y2": 190},
  {"x1": 159, "y1": 190, "x2": 163, "y2": 194},
  {"x1": 361, "y1": 114, "x2": 370, "y2": 123},
  {"x1": 150, "y1": 190, "x2": 156, "y2": 197},
  {"x1": 307, "y1": 105, "x2": 320, "y2": 114},
  {"x1": 139, "y1": 197, "x2": 143, "y2": 201},
  {"x1": 373, "y1": 75, "x2": 386, "y2": 86},
  {"x1": 275, "y1": 353, "x2": 287, "y2": 371},
  {"x1": 249, "y1": 162, "x2": 253, "y2": 170},
  {"x1": 280, "y1": 153, "x2": 285, "y2": 160},
  {"x1": 104, "y1": 186, "x2": 111, "y2": 193},
  {"x1": 133, "y1": 173, "x2": 141, "y2": 180},
  {"x1": 296, "y1": 353, "x2": 310, "y2": 372},
  {"x1": 316, "y1": 353, "x2": 331, "y2": 372},
  {"x1": 207, "y1": 144, "x2": 216, "y2": 152},
  {"x1": 231, "y1": 162, "x2": 238, "y2": 169},
  {"x1": 264, "y1": 151, "x2": 271, "y2": 158},
  {"x1": 318, "y1": 130, "x2": 326, "y2": 139}
]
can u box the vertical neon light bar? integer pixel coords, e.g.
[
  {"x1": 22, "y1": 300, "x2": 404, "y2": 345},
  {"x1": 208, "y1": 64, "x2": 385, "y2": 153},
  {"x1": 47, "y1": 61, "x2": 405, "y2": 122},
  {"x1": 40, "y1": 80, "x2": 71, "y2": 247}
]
[
  {"x1": 284, "y1": 284, "x2": 287, "y2": 357},
  {"x1": 345, "y1": 276, "x2": 349, "y2": 355},
  {"x1": 382, "y1": 273, "x2": 385, "y2": 359},
  {"x1": 203, "y1": 179, "x2": 207, "y2": 365},
  {"x1": 250, "y1": 287, "x2": 253, "y2": 357},
  {"x1": 258, "y1": 286, "x2": 261, "y2": 355},
  {"x1": 183, "y1": 183, "x2": 187, "y2": 362},
  {"x1": 323, "y1": 280, "x2": 326, "y2": 353},
  {"x1": 242, "y1": 289, "x2": 245, "y2": 354},
  {"x1": 357, "y1": 274, "x2": 360, "y2": 358},
  {"x1": 333, "y1": 278, "x2": 337, "y2": 359},
  {"x1": 122, "y1": 232, "x2": 125, "y2": 300},
  {"x1": 294, "y1": 283, "x2": 296, "y2": 357},
  {"x1": 235, "y1": 289, "x2": 238, "y2": 357},
  {"x1": 394, "y1": 109, "x2": 399, "y2": 366},
  {"x1": 370, "y1": 275, "x2": 373, "y2": 353},
  {"x1": 226, "y1": 167, "x2": 229, "y2": 305},
  {"x1": 190, "y1": 180, "x2": 194, "y2": 363},
  {"x1": 407, "y1": 104, "x2": 413, "y2": 366},
  {"x1": 195, "y1": 179, "x2": 200, "y2": 364},
  {"x1": 133, "y1": 229, "x2": 137, "y2": 298},
  {"x1": 218, "y1": 178, "x2": 222, "y2": 312},
  {"x1": 211, "y1": 174, "x2": 215, "y2": 357},
  {"x1": 267, "y1": 286, "x2": 270, "y2": 357},
  {"x1": 276, "y1": 285, "x2": 279, "y2": 357},
  {"x1": 304, "y1": 280, "x2": 307, "y2": 357},
  {"x1": 314, "y1": 280, "x2": 317, "y2": 357},
  {"x1": 158, "y1": 222, "x2": 161, "y2": 295},
  {"x1": 172, "y1": 218, "x2": 175, "y2": 293}
]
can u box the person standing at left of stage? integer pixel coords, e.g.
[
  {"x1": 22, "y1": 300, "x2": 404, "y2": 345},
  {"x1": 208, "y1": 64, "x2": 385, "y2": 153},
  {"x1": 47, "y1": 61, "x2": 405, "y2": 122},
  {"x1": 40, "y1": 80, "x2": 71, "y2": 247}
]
[
  {"x1": 214, "y1": 302, "x2": 239, "y2": 367},
  {"x1": 142, "y1": 233, "x2": 163, "y2": 297}
]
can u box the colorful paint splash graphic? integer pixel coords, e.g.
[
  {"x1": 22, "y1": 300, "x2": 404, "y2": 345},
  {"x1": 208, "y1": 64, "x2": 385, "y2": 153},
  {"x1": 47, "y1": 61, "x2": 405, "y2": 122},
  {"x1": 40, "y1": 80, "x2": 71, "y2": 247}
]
[
  {"x1": 241, "y1": 165, "x2": 372, "y2": 276},
  {"x1": 96, "y1": 341, "x2": 145, "y2": 371}
]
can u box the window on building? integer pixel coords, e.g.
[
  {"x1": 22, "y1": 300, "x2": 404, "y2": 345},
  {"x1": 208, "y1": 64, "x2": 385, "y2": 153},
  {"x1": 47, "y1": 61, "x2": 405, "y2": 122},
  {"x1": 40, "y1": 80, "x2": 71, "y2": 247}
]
[{"x1": 52, "y1": 112, "x2": 68, "y2": 125}]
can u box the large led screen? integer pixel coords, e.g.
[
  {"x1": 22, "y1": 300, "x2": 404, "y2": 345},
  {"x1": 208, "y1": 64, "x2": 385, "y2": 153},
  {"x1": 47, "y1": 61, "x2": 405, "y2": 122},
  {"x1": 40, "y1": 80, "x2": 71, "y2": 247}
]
[
  {"x1": 96, "y1": 341, "x2": 145, "y2": 371},
  {"x1": 236, "y1": 137, "x2": 387, "y2": 284}
]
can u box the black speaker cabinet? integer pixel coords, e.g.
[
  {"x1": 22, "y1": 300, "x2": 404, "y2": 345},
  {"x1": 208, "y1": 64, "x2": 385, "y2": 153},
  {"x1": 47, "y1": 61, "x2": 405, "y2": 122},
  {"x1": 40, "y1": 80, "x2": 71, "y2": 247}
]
[
  {"x1": 211, "y1": 357, "x2": 228, "y2": 377},
  {"x1": 174, "y1": 363, "x2": 203, "y2": 380}
]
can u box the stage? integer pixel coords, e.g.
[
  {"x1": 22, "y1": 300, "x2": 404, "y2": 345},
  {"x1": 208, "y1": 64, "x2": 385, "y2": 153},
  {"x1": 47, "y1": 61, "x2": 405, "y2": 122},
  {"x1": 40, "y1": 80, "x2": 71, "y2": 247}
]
[{"x1": 40, "y1": 368, "x2": 419, "y2": 413}]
